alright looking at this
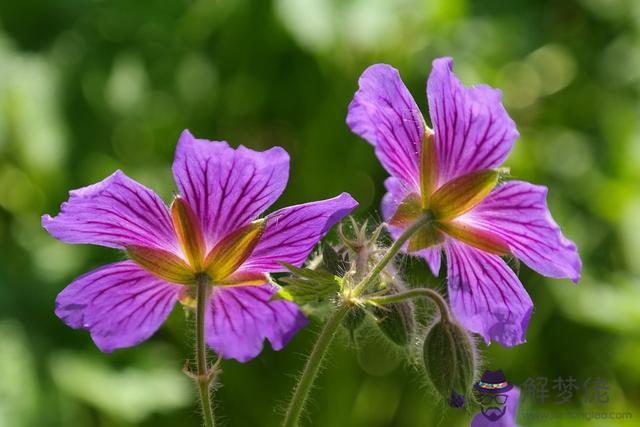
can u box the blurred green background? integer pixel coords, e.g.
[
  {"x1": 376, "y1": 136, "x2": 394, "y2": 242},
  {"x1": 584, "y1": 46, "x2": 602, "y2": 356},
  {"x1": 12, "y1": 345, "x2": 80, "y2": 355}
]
[{"x1": 1, "y1": 0, "x2": 639, "y2": 426}]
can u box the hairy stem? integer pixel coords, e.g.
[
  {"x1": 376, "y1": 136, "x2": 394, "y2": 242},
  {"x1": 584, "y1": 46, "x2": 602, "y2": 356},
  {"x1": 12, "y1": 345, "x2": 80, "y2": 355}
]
[
  {"x1": 196, "y1": 275, "x2": 215, "y2": 427},
  {"x1": 352, "y1": 214, "x2": 432, "y2": 296},
  {"x1": 367, "y1": 288, "x2": 451, "y2": 322},
  {"x1": 283, "y1": 304, "x2": 349, "y2": 427}
]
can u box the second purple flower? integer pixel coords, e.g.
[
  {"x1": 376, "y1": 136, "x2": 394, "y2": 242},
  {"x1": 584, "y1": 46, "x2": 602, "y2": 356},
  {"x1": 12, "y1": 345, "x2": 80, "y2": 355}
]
[{"x1": 347, "y1": 57, "x2": 581, "y2": 347}]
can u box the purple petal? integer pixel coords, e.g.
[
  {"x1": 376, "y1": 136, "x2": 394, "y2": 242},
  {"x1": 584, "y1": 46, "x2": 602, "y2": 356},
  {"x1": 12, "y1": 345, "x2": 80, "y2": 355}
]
[
  {"x1": 55, "y1": 261, "x2": 181, "y2": 352},
  {"x1": 347, "y1": 64, "x2": 424, "y2": 190},
  {"x1": 445, "y1": 240, "x2": 533, "y2": 347},
  {"x1": 415, "y1": 247, "x2": 442, "y2": 277},
  {"x1": 42, "y1": 170, "x2": 178, "y2": 252},
  {"x1": 172, "y1": 130, "x2": 289, "y2": 249},
  {"x1": 239, "y1": 193, "x2": 358, "y2": 272},
  {"x1": 380, "y1": 177, "x2": 410, "y2": 220},
  {"x1": 427, "y1": 57, "x2": 519, "y2": 184},
  {"x1": 205, "y1": 284, "x2": 308, "y2": 362},
  {"x1": 471, "y1": 387, "x2": 521, "y2": 427},
  {"x1": 459, "y1": 181, "x2": 581, "y2": 282},
  {"x1": 381, "y1": 177, "x2": 441, "y2": 275}
]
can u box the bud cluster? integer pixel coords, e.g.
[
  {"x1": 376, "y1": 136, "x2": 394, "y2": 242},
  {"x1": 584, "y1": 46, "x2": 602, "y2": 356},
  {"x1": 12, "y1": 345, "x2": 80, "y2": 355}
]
[
  {"x1": 334, "y1": 219, "x2": 417, "y2": 346},
  {"x1": 276, "y1": 217, "x2": 479, "y2": 409}
]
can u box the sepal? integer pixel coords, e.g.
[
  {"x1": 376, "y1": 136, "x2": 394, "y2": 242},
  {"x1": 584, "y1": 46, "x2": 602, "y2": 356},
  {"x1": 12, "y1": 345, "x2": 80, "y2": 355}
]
[
  {"x1": 430, "y1": 169, "x2": 499, "y2": 220},
  {"x1": 419, "y1": 130, "x2": 438, "y2": 208},
  {"x1": 170, "y1": 195, "x2": 206, "y2": 270},
  {"x1": 437, "y1": 221, "x2": 510, "y2": 256},
  {"x1": 389, "y1": 194, "x2": 422, "y2": 227},
  {"x1": 407, "y1": 224, "x2": 444, "y2": 252},
  {"x1": 204, "y1": 219, "x2": 266, "y2": 281},
  {"x1": 217, "y1": 271, "x2": 268, "y2": 287},
  {"x1": 126, "y1": 246, "x2": 195, "y2": 284}
]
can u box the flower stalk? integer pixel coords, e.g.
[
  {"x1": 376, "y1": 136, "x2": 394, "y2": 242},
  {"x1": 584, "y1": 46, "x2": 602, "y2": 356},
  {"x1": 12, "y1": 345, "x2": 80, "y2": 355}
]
[
  {"x1": 367, "y1": 288, "x2": 450, "y2": 322},
  {"x1": 195, "y1": 274, "x2": 216, "y2": 427},
  {"x1": 351, "y1": 214, "x2": 432, "y2": 296},
  {"x1": 283, "y1": 304, "x2": 349, "y2": 427}
]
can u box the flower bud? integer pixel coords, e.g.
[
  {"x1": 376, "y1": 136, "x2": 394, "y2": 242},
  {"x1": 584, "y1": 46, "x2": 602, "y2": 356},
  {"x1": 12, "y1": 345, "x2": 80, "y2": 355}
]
[
  {"x1": 342, "y1": 306, "x2": 365, "y2": 332},
  {"x1": 371, "y1": 300, "x2": 414, "y2": 346},
  {"x1": 422, "y1": 319, "x2": 476, "y2": 405},
  {"x1": 448, "y1": 390, "x2": 465, "y2": 409},
  {"x1": 369, "y1": 273, "x2": 415, "y2": 346}
]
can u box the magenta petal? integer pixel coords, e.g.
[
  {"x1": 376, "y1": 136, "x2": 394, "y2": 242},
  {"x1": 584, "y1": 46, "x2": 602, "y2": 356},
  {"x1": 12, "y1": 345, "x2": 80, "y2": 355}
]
[
  {"x1": 415, "y1": 247, "x2": 442, "y2": 276},
  {"x1": 172, "y1": 130, "x2": 289, "y2": 249},
  {"x1": 239, "y1": 193, "x2": 358, "y2": 272},
  {"x1": 42, "y1": 170, "x2": 178, "y2": 252},
  {"x1": 347, "y1": 64, "x2": 424, "y2": 190},
  {"x1": 445, "y1": 240, "x2": 533, "y2": 347},
  {"x1": 460, "y1": 181, "x2": 581, "y2": 282},
  {"x1": 205, "y1": 284, "x2": 308, "y2": 362},
  {"x1": 380, "y1": 177, "x2": 413, "y2": 240},
  {"x1": 427, "y1": 57, "x2": 519, "y2": 184},
  {"x1": 55, "y1": 261, "x2": 181, "y2": 352},
  {"x1": 380, "y1": 177, "x2": 410, "y2": 220}
]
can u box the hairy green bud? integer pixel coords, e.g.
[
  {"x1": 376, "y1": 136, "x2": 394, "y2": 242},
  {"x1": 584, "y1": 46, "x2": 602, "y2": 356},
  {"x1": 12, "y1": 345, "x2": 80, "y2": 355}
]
[
  {"x1": 371, "y1": 300, "x2": 414, "y2": 346},
  {"x1": 422, "y1": 319, "x2": 476, "y2": 405},
  {"x1": 342, "y1": 306, "x2": 365, "y2": 332},
  {"x1": 368, "y1": 273, "x2": 415, "y2": 346}
]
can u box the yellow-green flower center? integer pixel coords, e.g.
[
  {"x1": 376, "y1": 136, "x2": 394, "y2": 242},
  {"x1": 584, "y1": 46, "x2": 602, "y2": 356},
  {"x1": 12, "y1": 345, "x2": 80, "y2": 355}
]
[{"x1": 126, "y1": 196, "x2": 268, "y2": 287}]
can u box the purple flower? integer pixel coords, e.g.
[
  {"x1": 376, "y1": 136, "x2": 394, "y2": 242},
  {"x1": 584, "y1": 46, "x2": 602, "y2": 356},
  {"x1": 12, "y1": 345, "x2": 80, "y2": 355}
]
[
  {"x1": 347, "y1": 58, "x2": 581, "y2": 347},
  {"x1": 43, "y1": 130, "x2": 357, "y2": 362}
]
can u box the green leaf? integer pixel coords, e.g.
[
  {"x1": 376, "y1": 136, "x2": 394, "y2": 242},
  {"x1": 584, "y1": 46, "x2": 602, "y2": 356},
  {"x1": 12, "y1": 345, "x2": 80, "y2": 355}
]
[
  {"x1": 272, "y1": 286, "x2": 295, "y2": 302},
  {"x1": 279, "y1": 262, "x2": 337, "y2": 283},
  {"x1": 273, "y1": 262, "x2": 342, "y2": 305}
]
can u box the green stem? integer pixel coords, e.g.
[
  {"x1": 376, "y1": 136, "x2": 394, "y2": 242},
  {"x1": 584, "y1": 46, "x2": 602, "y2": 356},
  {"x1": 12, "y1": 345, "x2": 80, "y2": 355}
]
[
  {"x1": 352, "y1": 214, "x2": 432, "y2": 296},
  {"x1": 282, "y1": 304, "x2": 349, "y2": 427},
  {"x1": 367, "y1": 288, "x2": 451, "y2": 322},
  {"x1": 195, "y1": 275, "x2": 215, "y2": 427}
]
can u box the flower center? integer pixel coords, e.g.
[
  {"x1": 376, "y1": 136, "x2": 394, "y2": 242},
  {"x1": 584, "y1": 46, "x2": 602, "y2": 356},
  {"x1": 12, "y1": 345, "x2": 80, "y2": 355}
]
[
  {"x1": 126, "y1": 196, "x2": 268, "y2": 287},
  {"x1": 389, "y1": 164, "x2": 509, "y2": 254}
]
